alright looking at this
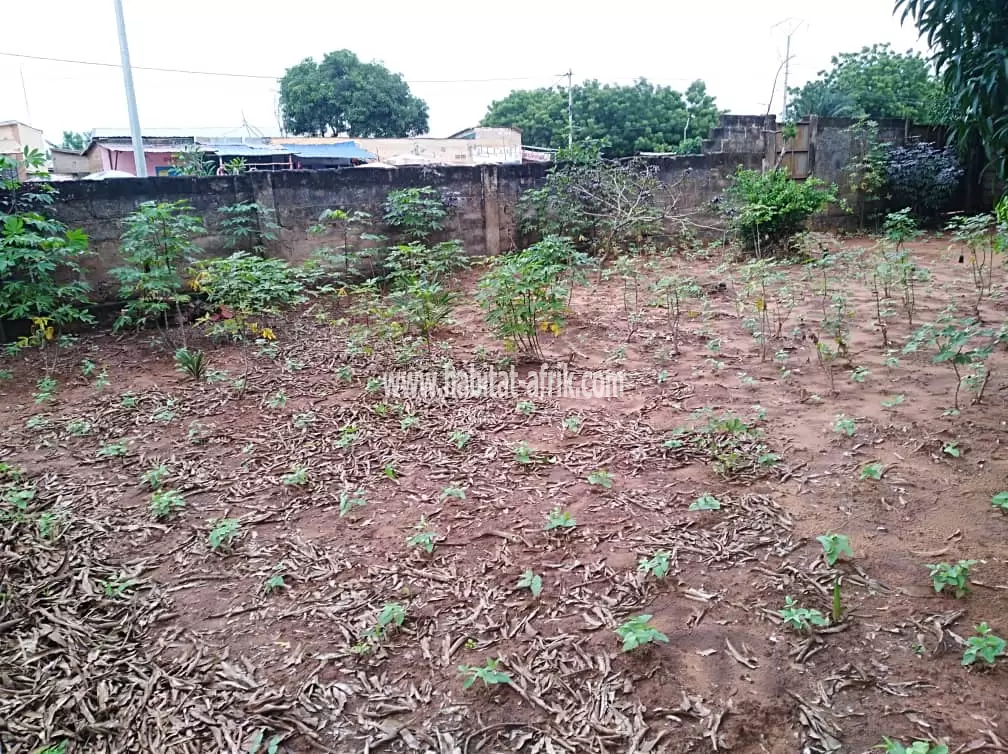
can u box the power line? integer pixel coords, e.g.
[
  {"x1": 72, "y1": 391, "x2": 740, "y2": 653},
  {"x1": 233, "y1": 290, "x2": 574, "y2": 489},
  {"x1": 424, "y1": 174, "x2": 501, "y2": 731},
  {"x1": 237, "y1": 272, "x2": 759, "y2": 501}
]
[
  {"x1": 0, "y1": 50, "x2": 699, "y2": 87},
  {"x1": 0, "y1": 51, "x2": 553, "y2": 84}
]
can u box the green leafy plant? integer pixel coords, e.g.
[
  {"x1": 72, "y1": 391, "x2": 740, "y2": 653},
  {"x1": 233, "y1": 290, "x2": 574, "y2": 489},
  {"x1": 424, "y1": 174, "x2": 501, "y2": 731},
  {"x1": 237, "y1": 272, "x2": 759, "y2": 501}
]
[
  {"x1": 99, "y1": 574, "x2": 138, "y2": 599},
  {"x1": 587, "y1": 469, "x2": 613, "y2": 489},
  {"x1": 942, "y1": 441, "x2": 960, "y2": 458},
  {"x1": 638, "y1": 551, "x2": 671, "y2": 579},
  {"x1": 904, "y1": 314, "x2": 1006, "y2": 410},
  {"x1": 292, "y1": 412, "x2": 315, "y2": 429},
  {"x1": 859, "y1": 462, "x2": 884, "y2": 480},
  {"x1": 926, "y1": 560, "x2": 976, "y2": 598},
  {"x1": 993, "y1": 492, "x2": 1008, "y2": 511},
  {"x1": 458, "y1": 657, "x2": 512, "y2": 689},
  {"x1": 246, "y1": 730, "x2": 282, "y2": 754},
  {"x1": 723, "y1": 168, "x2": 838, "y2": 254},
  {"x1": 150, "y1": 489, "x2": 185, "y2": 520},
  {"x1": 0, "y1": 147, "x2": 94, "y2": 345},
  {"x1": 174, "y1": 348, "x2": 207, "y2": 380},
  {"x1": 263, "y1": 566, "x2": 287, "y2": 595},
  {"x1": 266, "y1": 391, "x2": 287, "y2": 409},
  {"x1": 513, "y1": 441, "x2": 534, "y2": 465},
  {"x1": 515, "y1": 399, "x2": 535, "y2": 416},
  {"x1": 440, "y1": 486, "x2": 466, "y2": 501},
  {"x1": 477, "y1": 236, "x2": 576, "y2": 358},
  {"x1": 779, "y1": 596, "x2": 829, "y2": 632},
  {"x1": 615, "y1": 614, "x2": 669, "y2": 651},
  {"x1": 141, "y1": 463, "x2": 169, "y2": 490},
  {"x1": 817, "y1": 532, "x2": 853, "y2": 566},
  {"x1": 833, "y1": 415, "x2": 856, "y2": 437},
  {"x1": 652, "y1": 274, "x2": 701, "y2": 353},
  {"x1": 110, "y1": 200, "x2": 204, "y2": 347},
  {"x1": 66, "y1": 418, "x2": 91, "y2": 436},
  {"x1": 97, "y1": 441, "x2": 129, "y2": 458},
  {"x1": 876, "y1": 739, "x2": 948, "y2": 754},
  {"x1": 962, "y1": 623, "x2": 1006, "y2": 667},
  {"x1": 449, "y1": 430, "x2": 471, "y2": 449},
  {"x1": 689, "y1": 494, "x2": 721, "y2": 511},
  {"x1": 383, "y1": 186, "x2": 447, "y2": 242},
  {"x1": 282, "y1": 466, "x2": 309, "y2": 486},
  {"x1": 338, "y1": 489, "x2": 367, "y2": 517},
  {"x1": 544, "y1": 507, "x2": 576, "y2": 531},
  {"x1": 406, "y1": 516, "x2": 439, "y2": 554},
  {"x1": 562, "y1": 416, "x2": 583, "y2": 434},
  {"x1": 208, "y1": 518, "x2": 241, "y2": 552},
  {"x1": 217, "y1": 201, "x2": 279, "y2": 255},
  {"x1": 34, "y1": 375, "x2": 57, "y2": 403},
  {"x1": 517, "y1": 569, "x2": 543, "y2": 596}
]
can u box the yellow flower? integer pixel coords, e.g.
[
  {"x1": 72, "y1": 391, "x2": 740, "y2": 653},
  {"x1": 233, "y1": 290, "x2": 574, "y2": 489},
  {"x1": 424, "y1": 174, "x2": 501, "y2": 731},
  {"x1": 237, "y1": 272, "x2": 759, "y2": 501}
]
[{"x1": 260, "y1": 327, "x2": 276, "y2": 341}]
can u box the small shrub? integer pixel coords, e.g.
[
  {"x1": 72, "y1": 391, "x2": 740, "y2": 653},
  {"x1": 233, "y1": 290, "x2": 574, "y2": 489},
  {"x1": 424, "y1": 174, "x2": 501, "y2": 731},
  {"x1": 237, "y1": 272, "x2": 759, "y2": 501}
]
[
  {"x1": 544, "y1": 507, "x2": 576, "y2": 531},
  {"x1": 926, "y1": 560, "x2": 976, "y2": 598},
  {"x1": 208, "y1": 518, "x2": 241, "y2": 551},
  {"x1": 383, "y1": 187, "x2": 447, "y2": 241},
  {"x1": 517, "y1": 569, "x2": 543, "y2": 596},
  {"x1": 217, "y1": 201, "x2": 279, "y2": 254},
  {"x1": 458, "y1": 657, "x2": 511, "y2": 689},
  {"x1": 338, "y1": 489, "x2": 366, "y2": 517},
  {"x1": 150, "y1": 489, "x2": 185, "y2": 519},
  {"x1": 615, "y1": 614, "x2": 669, "y2": 651},
  {"x1": 723, "y1": 168, "x2": 837, "y2": 252},
  {"x1": 779, "y1": 596, "x2": 829, "y2": 632},
  {"x1": 884, "y1": 141, "x2": 963, "y2": 222},
  {"x1": 877, "y1": 739, "x2": 949, "y2": 754},
  {"x1": 962, "y1": 622, "x2": 1005, "y2": 667},
  {"x1": 638, "y1": 551, "x2": 671, "y2": 579},
  {"x1": 477, "y1": 236, "x2": 576, "y2": 358},
  {"x1": 689, "y1": 494, "x2": 721, "y2": 511},
  {"x1": 586, "y1": 470, "x2": 613, "y2": 489},
  {"x1": 174, "y1": 348, "x2": 206, "y2": 380},
  {"x1": 111, "y1": 200, "x2": 204, "y2": 345},
  {"x1": 818, "y1": 532, "x2": 853, "y2": 566},
  {"x1": 141, "y1": 463, "x2": 169, "y2": 490}
]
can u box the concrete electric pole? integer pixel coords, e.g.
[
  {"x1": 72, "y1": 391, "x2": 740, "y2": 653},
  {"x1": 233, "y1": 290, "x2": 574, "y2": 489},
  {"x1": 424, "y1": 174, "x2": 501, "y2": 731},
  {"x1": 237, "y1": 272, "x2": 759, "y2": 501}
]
[
  {"x1": 566, "y1": 69, "x2": 573, "y2": 150},
  {"x1": 113, "y1": 0, "x2": 147, "y2": 177}
]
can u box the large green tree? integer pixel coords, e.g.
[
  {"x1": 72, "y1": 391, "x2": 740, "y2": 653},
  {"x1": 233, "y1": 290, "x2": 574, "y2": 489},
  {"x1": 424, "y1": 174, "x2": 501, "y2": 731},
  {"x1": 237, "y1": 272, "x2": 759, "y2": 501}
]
[
  {"x1": 894, "y1": 0, "x2": 1008, "y2": 178},
  {"x1": 60, "y1": 131, "x2": 89, "y2": 151},
  {"x1": 787, "y1": 43, "x2": 946, "y2": 123},
  {"x1": 481, "y1": 79, "x2": 720, "y2": 157},
  {"x1": 279, "y1": 50, "x2": 429, "y2": 137}
]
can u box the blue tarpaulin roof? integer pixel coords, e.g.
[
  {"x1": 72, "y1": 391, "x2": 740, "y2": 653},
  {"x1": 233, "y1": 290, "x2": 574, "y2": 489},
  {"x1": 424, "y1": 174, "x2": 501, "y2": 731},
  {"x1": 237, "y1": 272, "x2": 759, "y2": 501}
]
[{"x1": 280, "y1": 141, "x2": 378, "y2": 161}]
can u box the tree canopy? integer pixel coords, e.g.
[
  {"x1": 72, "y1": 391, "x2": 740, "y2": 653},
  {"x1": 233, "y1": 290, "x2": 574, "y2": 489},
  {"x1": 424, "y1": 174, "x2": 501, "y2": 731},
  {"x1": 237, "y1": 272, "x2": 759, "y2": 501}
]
[
  {"x1": 481, "y1": 79, "x2": 720, "y2": 158},
  {"x1": 894, "y1": 0, "x2": 1008, "y2": 178},
  {"x1": 60, "y1": 131, "x2": 89, "y2": 151},
  {"x1": 787, "y1": 43, "x2": 946, "y2": 123},
  {"x1": 279, "y1": 50, "x2": 429, "y2": 138}
]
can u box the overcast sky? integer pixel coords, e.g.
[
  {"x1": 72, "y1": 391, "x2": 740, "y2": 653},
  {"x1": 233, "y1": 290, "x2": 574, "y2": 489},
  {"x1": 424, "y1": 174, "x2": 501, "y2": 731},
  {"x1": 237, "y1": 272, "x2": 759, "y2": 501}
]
[{"x1": 1, "y1": 0, "x2": 927, "y2": 144}]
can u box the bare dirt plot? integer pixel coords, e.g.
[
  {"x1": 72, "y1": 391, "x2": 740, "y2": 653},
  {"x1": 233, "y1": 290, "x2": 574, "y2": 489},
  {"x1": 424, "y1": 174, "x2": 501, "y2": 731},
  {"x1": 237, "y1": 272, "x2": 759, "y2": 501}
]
[{"x1": 1, "y1": 235, "x2": 1007, "y2": 754}]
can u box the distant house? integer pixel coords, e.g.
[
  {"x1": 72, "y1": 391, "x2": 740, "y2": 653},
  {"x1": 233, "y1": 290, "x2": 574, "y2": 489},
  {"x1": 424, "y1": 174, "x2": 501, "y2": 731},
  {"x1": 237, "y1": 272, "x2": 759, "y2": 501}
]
[
  {"x1": 269, "y1": 126, "x2": 524, "y2": 166},
  {"x1": 78, "y1": 136, "x2": 197, "y2": 177},
  {"x1": 276, "y1": 141, "x2": 377, "y2": 169},
  {"x1": 0, "y1": 120, "x2": 45, "y2": 178}
]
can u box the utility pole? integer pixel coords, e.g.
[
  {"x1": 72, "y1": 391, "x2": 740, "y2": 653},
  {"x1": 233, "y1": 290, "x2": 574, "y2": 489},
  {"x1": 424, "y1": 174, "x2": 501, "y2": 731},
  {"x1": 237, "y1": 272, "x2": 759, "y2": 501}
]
[
  {"x1": 781, "y1": 33, "x2": 791, "y2": 122},
  {"x1": 566, "y1": 69, "x2": 573, "y2": 150},
  {"x1": 113, "y1": 0, "x2": 147, "y2": 177}
]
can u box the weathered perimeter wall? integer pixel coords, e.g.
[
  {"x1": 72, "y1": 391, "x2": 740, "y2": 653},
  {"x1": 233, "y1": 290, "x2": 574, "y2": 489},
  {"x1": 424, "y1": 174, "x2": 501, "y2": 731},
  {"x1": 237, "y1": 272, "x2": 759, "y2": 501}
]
[
  {"x1": 46, "y1": 114, "x2": 989, "y2": 299},
  {"x1": 48, "y1": 153, "x2": 758, "y2": 297}
]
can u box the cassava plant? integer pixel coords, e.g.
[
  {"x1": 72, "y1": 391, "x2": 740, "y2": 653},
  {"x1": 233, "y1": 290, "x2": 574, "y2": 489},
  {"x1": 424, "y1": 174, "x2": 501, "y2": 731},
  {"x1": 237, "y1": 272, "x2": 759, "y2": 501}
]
[
  {"x1": 477, "y1": 236, "x2": 574, "y2": 358},
  {"x1": 652, "y1": 274, "x2": 700, "y2": 354},
  {"x1": 110, "y1": 200, "x2": 205, "y2": 347},
  {"x1": 0, "y1": 148, "x2": 94, "y2": 347}
]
